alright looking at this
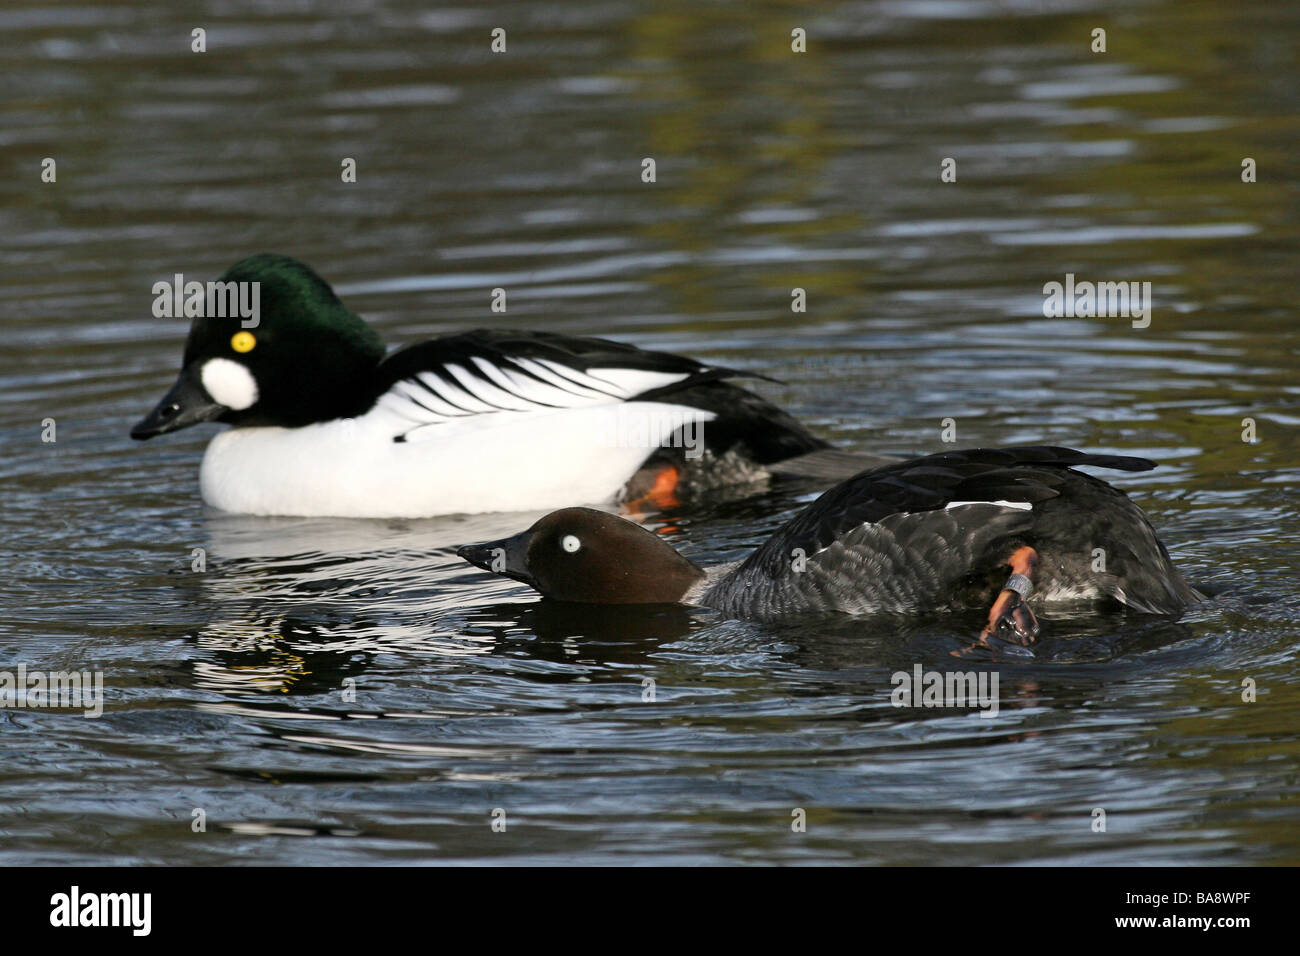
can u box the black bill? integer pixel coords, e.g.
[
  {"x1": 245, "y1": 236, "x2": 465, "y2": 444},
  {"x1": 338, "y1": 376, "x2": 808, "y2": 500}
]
[
  {"x1": 130, "y1": 365, "x2": 227, "y2": 440},
  {"x1": 457, "y1": 530, "x2": 536, "y2": 587}
]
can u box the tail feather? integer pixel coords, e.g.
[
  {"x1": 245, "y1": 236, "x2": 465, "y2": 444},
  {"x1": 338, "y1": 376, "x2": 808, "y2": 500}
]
[
  {"x1": 766, "y1": 448, "x2": 902, "y2": 480},
  {"x1": 991, "y1": 445, "x2": 1157, "y2": 472}
]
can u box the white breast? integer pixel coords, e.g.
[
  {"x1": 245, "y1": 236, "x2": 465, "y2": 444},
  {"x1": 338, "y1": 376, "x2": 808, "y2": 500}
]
[{"x1": 197, "y1": 401, "x2": 715, "y2": 517}]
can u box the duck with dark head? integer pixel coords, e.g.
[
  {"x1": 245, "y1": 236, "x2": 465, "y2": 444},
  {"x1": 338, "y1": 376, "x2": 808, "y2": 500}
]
[
  {"x1": 458, "y1": 446, "x2": 1204, "y2": 643},
  {"x1": 131, "y1": 254, "x2": 871, "y2": 518}
]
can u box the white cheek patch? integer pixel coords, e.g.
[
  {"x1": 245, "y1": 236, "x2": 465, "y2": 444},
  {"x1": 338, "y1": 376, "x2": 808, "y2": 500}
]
[{"x1": 201, "y1": 358, "x2": 259, "y2": 411}]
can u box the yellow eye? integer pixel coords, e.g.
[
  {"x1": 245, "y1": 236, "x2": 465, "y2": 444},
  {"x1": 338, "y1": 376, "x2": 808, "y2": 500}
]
[{"x1": 230, "y1": 331, "x2": 257, "y2": 353}]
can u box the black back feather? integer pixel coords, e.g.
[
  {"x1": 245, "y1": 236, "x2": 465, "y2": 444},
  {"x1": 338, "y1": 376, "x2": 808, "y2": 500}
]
[
  {"x1": 737, "y1": 446, "x2": 1155, "y2": 578},
  {"x1": 369, "y1": 328, "x2": 751, "y2": 404}
]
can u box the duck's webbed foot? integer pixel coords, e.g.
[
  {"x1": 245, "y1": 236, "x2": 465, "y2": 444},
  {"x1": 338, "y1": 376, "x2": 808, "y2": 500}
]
[
  {"x1": 980, "y1": 546, "x2": 1040, "y2": 646},
  {"x1": 623, "y1": 463, "x2": 681, "y2": 514}
]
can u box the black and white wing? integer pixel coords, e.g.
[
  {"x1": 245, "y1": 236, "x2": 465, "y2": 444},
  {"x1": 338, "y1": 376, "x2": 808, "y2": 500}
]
[{"x1": 363, "y1": 329, "x2": 751, "y2": 442}]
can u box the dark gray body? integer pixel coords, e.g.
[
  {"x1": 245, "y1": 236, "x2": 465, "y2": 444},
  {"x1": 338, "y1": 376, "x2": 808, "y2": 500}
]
[{"x1": 699, "y1": 448, "x2": 1202, "y2": 622}]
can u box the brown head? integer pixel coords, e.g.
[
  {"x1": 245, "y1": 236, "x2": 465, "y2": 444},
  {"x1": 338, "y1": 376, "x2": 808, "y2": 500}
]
[{"x1": 457, "y1": 507, "x2": 705, "y2": 604}]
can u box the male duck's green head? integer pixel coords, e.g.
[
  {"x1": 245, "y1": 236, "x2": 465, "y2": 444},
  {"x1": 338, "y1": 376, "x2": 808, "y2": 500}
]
[{"x1": 131, "y1": 254, "x2": 386, "y2": 439}]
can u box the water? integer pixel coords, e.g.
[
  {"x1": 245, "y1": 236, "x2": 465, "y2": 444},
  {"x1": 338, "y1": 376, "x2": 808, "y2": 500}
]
[{"x1": 2, "y1": 0, "x2": 1298, "y2": 864}]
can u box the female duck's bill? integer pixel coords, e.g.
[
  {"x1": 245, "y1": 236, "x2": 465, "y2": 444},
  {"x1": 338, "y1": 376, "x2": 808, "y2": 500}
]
[{"x1": 456, "y1": 446, "x2": 1204, "y2": 646}]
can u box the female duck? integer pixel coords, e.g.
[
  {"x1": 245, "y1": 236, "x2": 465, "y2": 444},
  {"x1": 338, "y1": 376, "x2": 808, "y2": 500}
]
[{"x1": 457, "y1": 446, "x2": 1203, "y2": 641}]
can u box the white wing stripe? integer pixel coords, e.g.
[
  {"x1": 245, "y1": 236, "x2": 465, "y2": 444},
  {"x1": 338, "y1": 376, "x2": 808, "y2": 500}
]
[
  {"x1": 470, "y1": 356, "x2": 558, "y2": 406},
  {"x1": 391, "y1": 379, "x2": 465, "y2": 418},
  {"x1": 944, "y1": 500, "x2": 1033, "y2": 511},
  {"x1": 536, "y1": 358, "x2": 625, "y2": 397},
  {"x1": 511, "y1": 357, "x2": 612, "y2": 400},
  {"x1": 415, "y1": 371, "x2": 498, "y2": 414},
  {"x1": 376, "y1": 391, "x2": 449, "y2": 425},
  {"x1": 370, "y1": 348, "x2": 709, "y2": 443},
  {"x1": 583, "y1": 366, "x2": 693, "y2": 395},
  {"x1": 499, "y1": 365, "x2": 597, "y2": 408},
  {"x1": 445, "y1": 362, "x2": 536, "y2": 412}
]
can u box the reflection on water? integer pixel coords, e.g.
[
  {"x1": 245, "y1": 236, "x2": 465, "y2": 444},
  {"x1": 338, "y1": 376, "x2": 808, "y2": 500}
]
[{"x1": 2, "y1": 0, "x2": 1299, "y2": 864}]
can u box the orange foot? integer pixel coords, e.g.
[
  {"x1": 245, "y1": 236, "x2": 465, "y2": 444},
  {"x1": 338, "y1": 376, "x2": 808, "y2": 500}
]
[
  {"x1": 980, "y1": 545, "x2": 1040, "y2": 645},
  {"x1": 624, "y1": 464, "x2": 681, "y2": 514},
  {"x1": 952, "y1": 546, "x2": 1041, "y2": 658}
]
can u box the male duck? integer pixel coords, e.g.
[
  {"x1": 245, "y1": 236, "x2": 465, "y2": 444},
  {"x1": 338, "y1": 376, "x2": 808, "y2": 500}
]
[
  {"x1": 131, "y1": 254, "x2": 859, "y2": 517},
  {"x1": 457, "y1": 446, "x2": 1203, "y2": 641}
]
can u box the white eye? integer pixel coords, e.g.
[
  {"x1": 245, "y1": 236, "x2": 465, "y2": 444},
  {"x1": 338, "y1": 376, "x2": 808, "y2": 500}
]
[{"x1": 561, "y1": 534, "x2": 581, "y2": 553}]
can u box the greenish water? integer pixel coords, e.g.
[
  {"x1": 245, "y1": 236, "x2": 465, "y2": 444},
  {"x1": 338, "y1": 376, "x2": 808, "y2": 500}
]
[{"x1": 1, "y1": 0, "x2": 1298, "y2": 864}]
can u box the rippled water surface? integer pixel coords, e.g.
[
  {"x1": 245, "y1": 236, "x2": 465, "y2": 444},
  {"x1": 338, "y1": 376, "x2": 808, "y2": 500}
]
[{"x1": 2, "y1": 0, "x2": 1299, "y2": 864}]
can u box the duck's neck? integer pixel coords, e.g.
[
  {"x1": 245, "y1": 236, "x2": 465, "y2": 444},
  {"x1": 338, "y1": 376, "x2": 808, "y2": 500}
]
[{"x1": 681, "y1": 561, "x2": 738, "y2": 606}]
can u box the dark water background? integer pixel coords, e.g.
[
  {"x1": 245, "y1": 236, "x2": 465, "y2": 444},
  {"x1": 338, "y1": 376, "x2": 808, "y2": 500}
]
[{"x1": 2, "y1": 0, "x2": 1298, "y2": 864}]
